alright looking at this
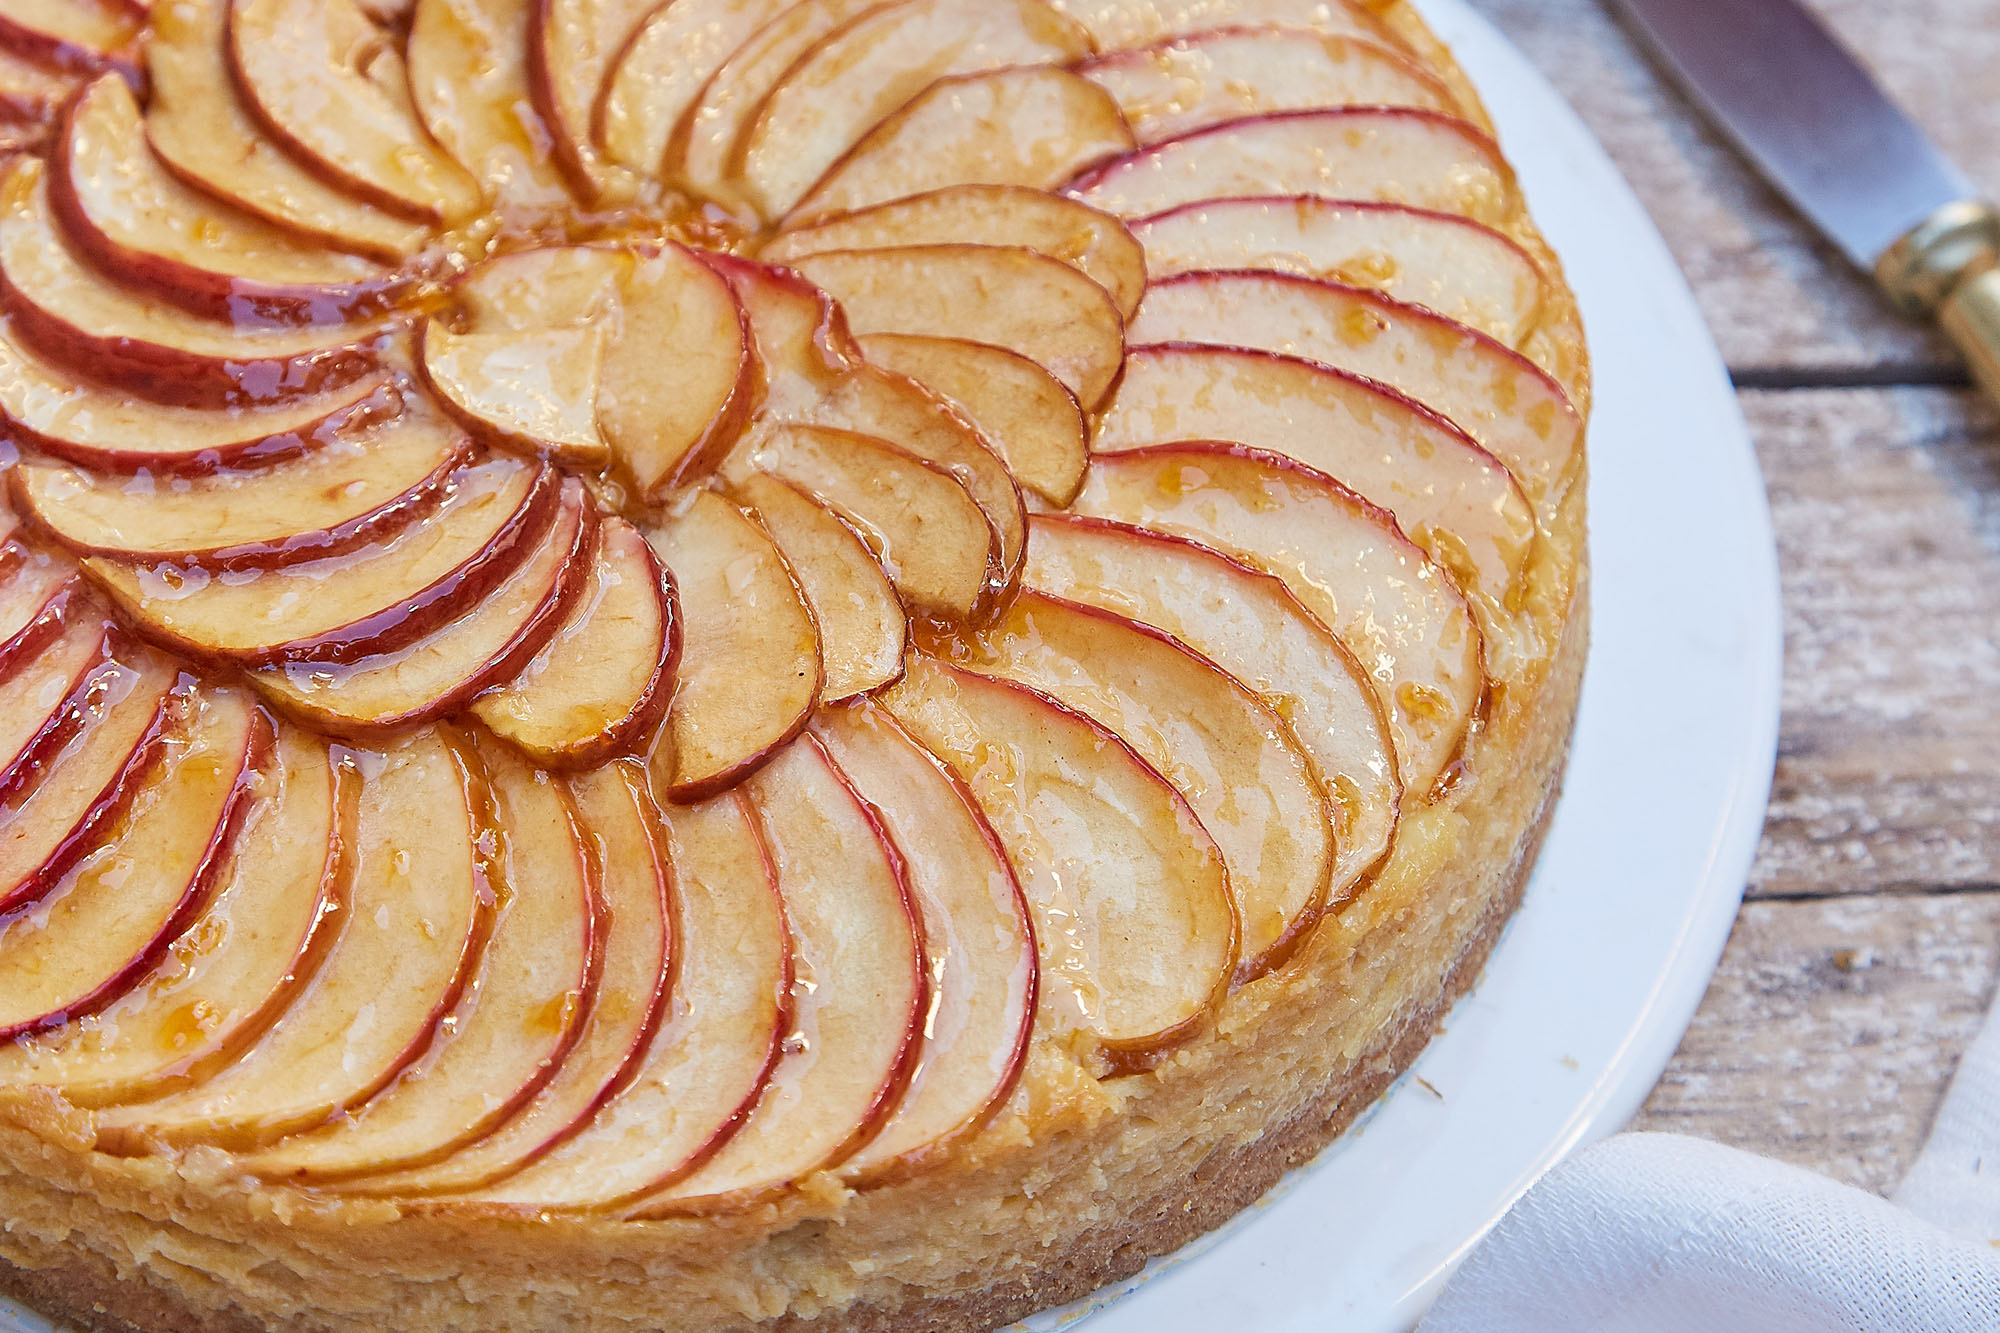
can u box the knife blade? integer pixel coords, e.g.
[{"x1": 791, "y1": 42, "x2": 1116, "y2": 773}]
[{"x1": 1607, "y1": 0, "x2": 2000, "y2": 405}]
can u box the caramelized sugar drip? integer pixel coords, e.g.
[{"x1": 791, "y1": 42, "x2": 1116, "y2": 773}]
[{"x1": 0, "y1": 0, "x2": 1581, "y2": 1199}]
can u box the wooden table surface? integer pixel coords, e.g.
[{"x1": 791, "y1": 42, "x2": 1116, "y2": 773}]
[{"x1": 1465, "y1": 0, "x2": 2000, "y2": 1193}]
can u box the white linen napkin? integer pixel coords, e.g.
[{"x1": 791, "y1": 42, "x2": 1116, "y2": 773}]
[{"x1": 1419, "y1": 997, "x2": 2000, "y2": 1333}]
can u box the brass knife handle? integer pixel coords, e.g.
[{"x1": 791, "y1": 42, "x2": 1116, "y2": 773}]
[{"x1": 1877, "y1": 200, "x2": 2000, "y2": 407}]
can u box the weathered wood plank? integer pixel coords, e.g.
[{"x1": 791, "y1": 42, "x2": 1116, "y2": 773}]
[
  {"x1": 1633, "y1": 891, "x2": 2000, "y2": 1194},
  {"x1": 1466, "y1": 0, "x2": 1998, "y2": 375},
  {"x1": 1744, "y1": 386, "x2": 2000, "y2": 898}
]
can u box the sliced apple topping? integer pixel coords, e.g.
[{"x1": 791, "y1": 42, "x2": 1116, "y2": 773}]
[
  {"x1": 434, "y1": 244, "x2": 755, "y2": 497},
  {"x1": 472, "y1": 516, "x2": 680, "y2": 768},
  {"x1": 0, "y1": 684, "x2": 263, "y2": 1042},
  {"x1": 1095, "y1": 344, "x2": 1536, "y2": 637},
  {"x1": 0, "y1": 723, "x2": 339, "y2": 1106},
  {"x1": 348, "y1": 760, "x2": 673, "y2": 1197},
  {"x1": 0, "y1": 325, "x2": 399, "y2": 473},
  {"x1": 0, "y1": 161, "x2": 387, "y2": 409},
  {"x1": 674, "y1": 0, "x2": 906, "y2": 201},
  {"x1": 0, "y1": 615, "x2": 115, "y2": 794},
  {"x1": 636, "y1": 733, "x2": 924, "y2": 1211},
  {"x1": 252, "y1": 476, "x2": 593, "y2": 735},
  {"x1": 1047, "y1": 0, "x2": 1395, "y2": 51},
  {"x1": 859, "y1": 332, "x2": 1088, "y2": 507},
  {"x1": 0, "y1": 0, "x2": 139, "y2": 75},
  {"x1": 0, "y1": 540, "x2": 77, "y2": 671},
  {"x1": 226, "y1": 0, "x2": 483, "y2": 226},
  {"x1": 16, "y1": 409, "x2": 471, "y2": 568},
  {"x1": 649, "y1": 489, "x2": 820, "y2": 802},
  {"x1": 0, "y1": 46, "x2": 71, "y2": 123},
  {"x1": 724, "y1": 423, "x2": 996, "y2": 623},
  {"x1": 1066, "y1": 108, "x2": 1519, "y2": 226},
  {"x1": 1132, "y1": 197, "x2": 1546, "y2": 346},
  {"x1": 733, "y1": 0, "x2": 1093, "y2": 219},
  {"x1": 1132, "y1": 270, "x2": 1583, "y2": 511},
  {"x1": 784, "y1": 244, "x2": 1126, "y2": 407},
  {"x1": 762, "y1": 184, "x2": 1147, "y2": 319},
  {"x1": 95, "y1": 726, "x2": 490, "y2": 1154},
  {"x1": 814, "y1": 702, "x2": 1036, "y2": 1181},
  {"x1": 84, "y1": 456, "x2": 555, "y2": 666},
  {"x1": 949, "y1": 589, "x2": 1331, "y2": 982},
  {"x1": 1072, "y1": 443, "x2": 1484, "y2": 800},
  {"x1": 482, "y1": 790, "x2": 789, "y2": 1209},
  {"x1": 1024, "y1": 514, "x2": 1397, "y2": 918},
  {"x1": 407, "y1": 0, "x2": 572, "y2": 210},
  {"x1": 595, "y1": 0, "x2": 793, "y2": 174},
  {"x1": 1080, "y1": 28, "x2": 1453, "y2": 146},
  {"x1": 242, "y1": 735, "x2": 598, "y2": 1183},
  {"x1": 525, "y1": 0, "x2": 660, "y2": 200},
  {"x1": 145, "y1": 0, "x2": 432, "y2": 263},
  {"x1": 884, "y1": 653, "x2": 1235, "y2": 1071},
  {"x1": 791, "y1": 66, "x2": 1136, "y2": 223},
  {"x1": 53, "y1": 75, "x2": 408, "y2": 327},
  {"x1": 0, "y1": 648, "x2": 176, "y2": 916},
  {"x1": 729, "y1": 473, "x2": 906, "y2": 702}
]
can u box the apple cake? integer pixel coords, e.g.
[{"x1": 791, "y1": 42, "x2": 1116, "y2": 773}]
[{"x1": 0, "y1": 1, "x2": 1588, "y2": 1330}]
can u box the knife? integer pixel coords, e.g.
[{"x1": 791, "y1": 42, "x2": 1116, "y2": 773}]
[{"x1": 1606, "y1": 0, "x2": 2000, "y2": 404}]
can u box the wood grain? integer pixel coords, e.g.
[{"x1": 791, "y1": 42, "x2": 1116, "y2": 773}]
[{"x1": 1462, "y1": 1, "x2": 2000, "y2": 1195}]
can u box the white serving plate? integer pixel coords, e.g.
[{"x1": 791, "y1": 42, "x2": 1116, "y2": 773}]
[{"x1": 1, "y1": 3, "x2": 1779, "y2": 1331}]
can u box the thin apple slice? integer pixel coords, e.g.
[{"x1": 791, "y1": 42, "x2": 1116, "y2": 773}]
[
  {"x1": 650, "y1": 489, "x2": 820, "y2": 802},
  {"x1": 733, "y1": 0, "x2": 1092, "y2": 219},
  {"x1": 814, "y1": 702, "x2": 1035, "y2": 1181},
  {"x1": 1080, "y1": 28, "x2": 1451, "y2": 146},
  {"x1": 443, "y1": 244, "x2": 756, "y2": 496},
  {"x1": 788, "y1": 243, "x2": 1124, "y2": 407},
  {"x1": 638, "y1": 733, "x2": 924, "y2": 1211},
  {"x1": 1072, "y1": 443, "x2": 1484, "y2": 799},
  {"x1": 0, "y1": 723, "x2": 340, "y2": 1106},
  {"x1": 343, "y1": 760, "x2": 673, "y2": 1196},
  {"x1": 408, "y1": 0, "x2": 572, "y2": 210},
  {"x1": 525, "y1": 0, "x2": 658, "y2": 199},
  {"x1": 420, "y1": 324, "x2": 609, "y2": 468},
  {"x1": 16, "y1": 411, "x2": 470, "y2": 568},
  {"x1": 227, "y1": 0, "x2": 483, "y2": 226},
  {"x1": 725, "y1": 423, "x2": 995, "y2": 622},
  {"x1": 94, "y1": 726, "x2": 490, "y2": 1154},
  {"x1": 85, "y1": 457, "x2": 552, "y2": 667},
  {"x1": 1047, "y1": 0, "x2": 1394, "y2": 51},
  {"x1": 1024, "y1": 514, "x2": 1397, "y2": 918},
  {"x1": 472, "y1": 516, "x2": 680, "y2": 768},
  {"x1": 596, "y1": 0, "x2": 792, "y2": 173},
  {"x1": 0, "y1": 0, "x2": 138, "y2": 74},
  {"x1": 242, "y1": 736, "x2": 597, "y2": 1183},
  {"x1": 0, "y1": 616, "x2": 114, "y2": 795},
  {"x1": 1131, "y1": 197, "x2": 1546, "y2": 346},
  {"x1": 1095, "y1": 344, "x2": 1536, "y2": 629},
  {"x1": 1132, "y1": 270, "x2": 1582, "y2": 511},
  {"x1": 480, "y1": 790, "x2": 789, "y2": 1209},
  {"x1": 0, "y1": 326, "x2": 399, "y2": 473},
  {"x1": 951, "y1": 589, "x2": 1330, "y2": 981},
  {"x1": 673, "y1": 0, "x2": 887, "y2": 200},
  {"x1": 252, "y1": 478, "x2": 593, "y2": 735},
  {"x1": 145, "y1": 0, "x2": 431, "y2": 263},
  {"x1": 1066, "y1": 108, "x2": 1518, "y2": 225},
  {"x1": 858, "y1": 332, "x2": 1087, "y2": 506},
  {"x1": 0, "y1": 162, "x2": 387, "y2": 409},
  {"x1": 730, "y1": 473, "x2": 905, "y2": 702},
  {"x1": 0, "y1": 686, "x2": 264, "y2": 1042},
  {"x1": 0, "y1": 541, "x2": 77, "y2": 671},
  {"x1": 883, "y1": 654, "x2": 1234, "y2": 1070},
  {"x1": 0, "y1": 650, "x2": 176, "y2": 916},
  {"x1": 763, "y1": 183, "x2": 1147, "y2": 319},
  {"x1": 791, "y1": 65, "x2": 1135, "y2": 223},
  {"x1": 53, "y1": 76, "x2": 407, "y2": 327},
  {"x1": 0, "y1": 46, "x2": 69, "y2": 121}
]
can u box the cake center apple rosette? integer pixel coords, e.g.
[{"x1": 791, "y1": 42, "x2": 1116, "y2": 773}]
[{"x1": 0, "y1": 0, "x2": 1584, "y2": 1212}]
